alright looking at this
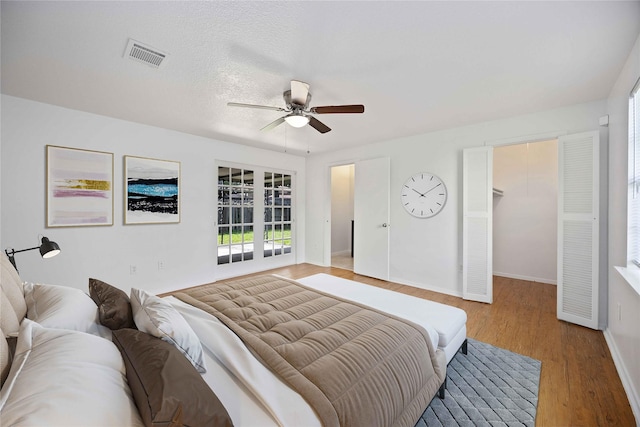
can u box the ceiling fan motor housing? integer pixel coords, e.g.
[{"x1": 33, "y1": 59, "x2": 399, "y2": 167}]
[{"x1": 284, "y1": 90, "x2": 311, "y2": 110}]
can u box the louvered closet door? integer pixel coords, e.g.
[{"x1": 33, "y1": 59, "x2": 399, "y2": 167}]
[
  {"x1": 557, "y1": 131, "x2": 599, "y2": 329},
  {"x1": 463, "y1": 146, "x2": 493, "y2": 303}
]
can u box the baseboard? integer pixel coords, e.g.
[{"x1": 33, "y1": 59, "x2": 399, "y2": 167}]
[
  {"x1": 493, "y1": 272, "x2": 556, "y2": 285},
  {"x1": 389, "y1": 276, "x2": 463, "y2": 298},
  {"x1": 604, "y1": 328, "x2": 640, "y2": 424}
]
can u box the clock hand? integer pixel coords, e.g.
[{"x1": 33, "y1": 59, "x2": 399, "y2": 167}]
[
  {"x1": 412, "y1": 188, "x2": 426, "y2": 197},
  {"x1": 424, "y1": 183, "x2": 442, "y2": 195}
]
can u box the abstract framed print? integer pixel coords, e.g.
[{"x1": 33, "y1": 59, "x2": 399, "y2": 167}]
[
  {"x1": 46, "y1": 145, "x2": 114, "y2": 227},
  {"x1": 124, "y1": 156, "x2": 180, "y2": 224}
]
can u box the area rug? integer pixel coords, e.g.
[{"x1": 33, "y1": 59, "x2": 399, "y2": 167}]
[{"x1": 415, "y1": 339, "x2": 541, "y2": 427}]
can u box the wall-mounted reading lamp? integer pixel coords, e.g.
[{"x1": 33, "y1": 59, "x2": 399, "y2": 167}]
[{"x1": 4, "y1": 236, "x2": 61, "y2": 273}]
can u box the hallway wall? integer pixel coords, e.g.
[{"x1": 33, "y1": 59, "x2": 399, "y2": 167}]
[
  {"x1": 330, "y1": 164, "x2": 354, "y2": 255},
  {"x1": 493, "y1": 140, "x2": 558, "y2": 284}
]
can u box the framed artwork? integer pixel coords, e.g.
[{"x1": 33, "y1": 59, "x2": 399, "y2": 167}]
[
  {"x1": 47, "y1": 145, "x2": 114, "y2": 227},
  {"x1": 124, "y1": 156, "x2": 180, "y2": 224}
]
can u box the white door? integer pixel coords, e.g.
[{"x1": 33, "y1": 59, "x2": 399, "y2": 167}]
[
  {"x1": 462, "y1": 146, "x2": 493, "y2": 303},
  {"x1": 557, "y1": 131, "x2": 599, "y2": 329},
  {"x1": 354, "y1": 157, "x2": 390, "y2": 280}
]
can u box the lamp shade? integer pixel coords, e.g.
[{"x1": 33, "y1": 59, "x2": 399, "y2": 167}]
[
  {"x1": 284, "y1": 114, "x2": 310, "y2": 128},
  {"x1": 39, "y1": 237, "x2": 61, "y2": 259}
]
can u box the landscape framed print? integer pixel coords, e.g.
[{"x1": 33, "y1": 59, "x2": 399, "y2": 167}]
[
  {"x1": 46, "y1": 145, "x2": 114, "y2": 227},
  {"x1": 124, "y1": 155, "x2": 180, "y2": 224}
]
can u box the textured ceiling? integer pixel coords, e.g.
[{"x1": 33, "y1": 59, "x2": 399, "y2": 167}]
[{"x1": 2, "y1": 1, "x2": 639, "y2": 155}]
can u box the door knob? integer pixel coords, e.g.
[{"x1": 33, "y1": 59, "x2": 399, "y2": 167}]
[{"x1": 382, "y1": 223, "x2": 389, "y2": 228}]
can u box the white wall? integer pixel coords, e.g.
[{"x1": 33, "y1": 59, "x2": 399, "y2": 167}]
[
  {"x1": 1, "y1": 95, "x2": 306, "y2": 294},
  {"x1": 493, "y1": 140, "x2": 558, "y2": 284},
  {"x1": 330, "y1": 164, "x2": 354, "y2": 255},
  {"x1": 605, "y1": 32, "x2": 640, "y2": 422},
  {"x1": 306, "y1": 100, "x2": 606, "y2": 296}
]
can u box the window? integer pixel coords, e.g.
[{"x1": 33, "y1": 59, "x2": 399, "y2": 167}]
[
  {"x1": 217, "y1": 167, "x2": 254, "y2": 264},
  {"x1": 216, "y1": 164, "x2": 294, "y2": 265},
  {"x1": 264, "y1": 172, "x2": 292, "y2": 258},
  {"x1": 629, "y1": 77, "x2": 640, "y2": 267}
]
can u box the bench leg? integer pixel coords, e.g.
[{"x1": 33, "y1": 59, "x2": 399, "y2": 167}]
[
  {"x1": 438, "y1": 378, "x2": 447, "y2": 399},
  {"x1": 461, "y1": 339, "x2": 468, "y2": 355}
]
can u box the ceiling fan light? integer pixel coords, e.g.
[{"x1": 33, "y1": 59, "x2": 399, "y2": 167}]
[{"x1": 284, "y1": 114, "x2": 310, "y2": 128}]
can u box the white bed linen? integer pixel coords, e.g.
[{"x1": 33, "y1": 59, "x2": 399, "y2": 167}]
[
  {"x1": 296, "y1": 274, "x2": 467, "y2": 364},
  {"x1": 23, "y1": 282, "x2": 111, "y2": 339},
  {"x1": 0, "y1": 319, "x2": 144, "y2": 427},
  {"x1": 295, "y1": 274, "x2": 441, "y2": 351},
  {"x1": 165, "y1": 296, "x2": 322, "y2": 427}
]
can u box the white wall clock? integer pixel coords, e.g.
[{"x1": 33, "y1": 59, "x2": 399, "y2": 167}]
[{"x1": 401, "y1": 172, "x2": 448, "y2": 218}]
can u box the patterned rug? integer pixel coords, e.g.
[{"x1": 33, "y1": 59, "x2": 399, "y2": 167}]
[{"x1": 416, "y1": 339, "x2": 541, "y2": 427}]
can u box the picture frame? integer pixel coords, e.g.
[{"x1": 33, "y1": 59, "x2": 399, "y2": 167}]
[
  {"x1": 46, "y1": 145, "x2": 114, "y2": 227},
  {"x1": 124, "y1": 156, "x2": 180, "y2": 224}
]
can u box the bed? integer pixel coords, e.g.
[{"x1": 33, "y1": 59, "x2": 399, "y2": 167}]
[
  {"x1": 1, "y1": 253, "x2": 463, "y2": 427},
  {"x1": 294, "y1": 274, "x2": 467, "y2": 365}
]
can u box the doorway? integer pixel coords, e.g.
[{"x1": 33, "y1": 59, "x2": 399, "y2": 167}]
[
  {"x1": 493, "y1": 139, "x2": 558, "y2": 285},
  {"x1": 330, "y1": 164, "x2": 355, "y2": 270},
  {"x1": 464, "y1": 132, "x2": 600, "y2": 327},
  {"x1": 328, "y1": 158, "x2": 391, "y2": 279}
]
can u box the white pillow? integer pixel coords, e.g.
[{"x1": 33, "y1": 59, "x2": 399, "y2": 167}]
[
  {"x1": 23, "y1": 282, "x2": 111, "y2": 339},
  {"x1": 0, "y1": 319, "x2": 145, "y2": 426},
  {"x1": 130, "y1": 288, "x2": 206, "y2": 373}
]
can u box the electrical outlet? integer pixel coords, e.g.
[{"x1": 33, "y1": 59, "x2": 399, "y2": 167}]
[
  {"x1": 158, "y1": 261, "x2": 164, "y2": 270},
  {"x1": 130, "y1": 265, "x2": 137, "y2": 275}
]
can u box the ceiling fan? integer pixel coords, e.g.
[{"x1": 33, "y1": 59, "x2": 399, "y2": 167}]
[{"x1": 227, "y1": 80, "x2": 364, "y2": 134}]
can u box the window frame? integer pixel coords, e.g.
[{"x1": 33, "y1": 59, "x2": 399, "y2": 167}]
[
  {"x1": 216, "y1": 162, "x2": 295, "y2": 267},
  {"x1": 629, "y1": 76, "x2": 640, "y2": 268},
  {"x1": 263, "y1": 171, "x2": 293, "y2": 259},
  {"x1": 216, "y1": 166, "x2": 255, "y2": 265}
]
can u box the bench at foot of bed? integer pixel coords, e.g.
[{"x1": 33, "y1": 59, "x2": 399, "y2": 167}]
[
  {"x1": 416, "y1": 300, "x2": 467, "y2": 365},
  {"x1": 438, "y1": 339, "x2": 469, "y2": 399}
]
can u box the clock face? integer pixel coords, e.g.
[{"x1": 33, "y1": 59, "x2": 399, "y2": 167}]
[{"x1": 401, "y1": 172, "x2": 447, "y2": 218}]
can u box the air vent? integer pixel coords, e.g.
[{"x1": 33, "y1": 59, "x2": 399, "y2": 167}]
[{"x1": 124, "y1": 39, "x2": 167, "y2": 68}]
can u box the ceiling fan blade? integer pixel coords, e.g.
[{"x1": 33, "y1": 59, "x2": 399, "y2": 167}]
[
  {"x1": 290, "y1": 80, "x2": 310, "y2": 106},
  {"x1": 311, "y1": 105, "x2": 365, "y2": 114},
  {"x1": 260, "y1": 116, "x2": 286, "y2": 131},
  {"x1": 308, "y1": 116, "x2": 331, "y2": 134},
  {"x1": 227, "y1": 102, "x2": 286, "y2": 112}
]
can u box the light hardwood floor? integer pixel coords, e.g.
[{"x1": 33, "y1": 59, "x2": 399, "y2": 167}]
[{"x1": 221, "y1": 263, "x2": 635, "y2": 427}]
